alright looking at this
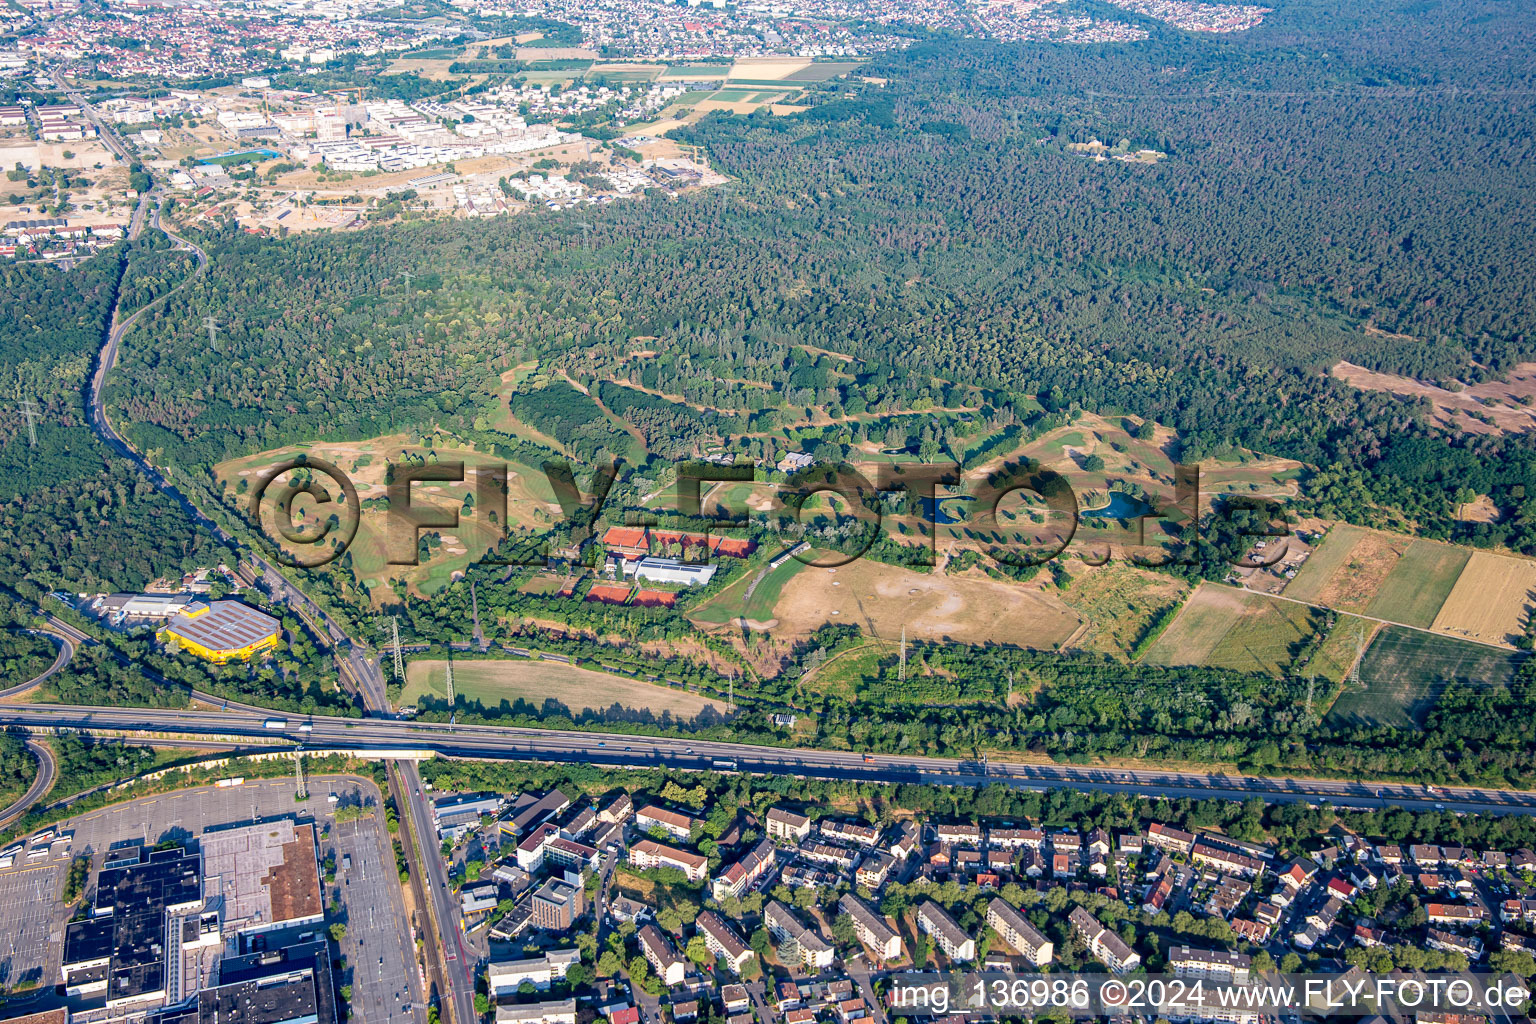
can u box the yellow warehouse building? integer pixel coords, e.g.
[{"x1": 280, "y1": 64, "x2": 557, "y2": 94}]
[{"x1": 159, "y1": 601, "x2": 280, "y2": 663}]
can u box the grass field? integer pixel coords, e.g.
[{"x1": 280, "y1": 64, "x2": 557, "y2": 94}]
[
  {"x1": 1328, "y1": 626, "x2": 1528, "y2": 729},
  {"x1": 1056, "y1": 563, "x2": 1189, "y2": 658},
  {"x1": 401, "y1": 658, "x2": 726, "y2": 718},
  {"x1": 1431, "y1": 549, "x2": 1536, "y2": 646},
  {"x1": 768, "y1": 557, "x2": 1082, "y2": 649},
  {"x1": 689, "y1": 551, "x2": 812, "y2": 628},
  {"x1": 1142, "y1": 583, "x2": 1329, "y2": 678},
  {"x1": 800, "y1": 638, "x2": 1008, "y2": 706},
  {"x1": 1364, "y1": 540, "x2": 1471, "y2": 627}
]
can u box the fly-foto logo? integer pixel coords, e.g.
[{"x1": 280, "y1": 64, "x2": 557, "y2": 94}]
[{"x1": 244, "y1": 455, "x2": 1292, "y2": 571}]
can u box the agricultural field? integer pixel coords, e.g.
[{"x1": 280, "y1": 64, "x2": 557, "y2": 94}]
[
  {"x1": 767, "y1": 557, "x2": 1083, "y2": 649},
  {"x1": 216, "y1": 432, "x2": 561, "y2": 602},
  {"x1": 1141, "y1": 584, "x2": 1343, "y2": 679},
  {"x1": 401, "y1": 658, "x2": 727, "y2": 718},
  {"x1": 1328, "y1": 626, "x2": 1529, "y2": 729},
  {"x1": 1431, "y1": 550, "x2": 1536, "y2": 647},
  {"x1": 1282, "y1": 524, "x2": 1473, "y2": 628}
]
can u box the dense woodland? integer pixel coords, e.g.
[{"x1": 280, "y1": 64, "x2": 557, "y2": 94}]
[
  {"x1": 116, "y1": 0, "x2": 1536, "y2": 554},
  {"x1": 0, "y1": 255, "x2": 223, "y2": 610}
]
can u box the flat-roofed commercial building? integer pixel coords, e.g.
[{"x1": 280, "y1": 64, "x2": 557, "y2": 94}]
[
  {"x1": 201, "y1": 820, "x2": 323, "y2": 939},
  {"x1": 159, "y1": 601, "x2": 279, "y2": 663}
]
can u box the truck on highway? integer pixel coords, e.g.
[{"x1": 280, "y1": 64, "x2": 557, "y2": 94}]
[
  {"x1": 712, "y1": 759, "x2": 738, "y2": 771},
  {"x1": 263, "y1": 718, "x2": 288, "y2": 730},
  {"x1": 299, "y1": 723, "x2": 313, "y2": 732}
]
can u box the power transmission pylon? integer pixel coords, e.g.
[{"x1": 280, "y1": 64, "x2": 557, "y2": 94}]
[
  {"x1": 18, "y1": 398, "x2": 38, "y2": 447},
  {"x1": 390, "y1": 616, "x2": 405, "y2": 681},
  {"x1": 203, "y1": 316, "x2": 220, "y2": 348},
  {"x1": 1304, "y1": 671, "x2": 1316, "y2": 725},
  {"x1": 445, "y1": 658, "x2": 455, "y2": 705},
  {"x1": 294, "y1": 752, "x2": 307, "y2": 800},
  {"x1": 1349, "y1": 621, "x2": 1368, "y2": 687},
  {"x1": 899, "y1": 625, "x2": 906, "y2": 685}
]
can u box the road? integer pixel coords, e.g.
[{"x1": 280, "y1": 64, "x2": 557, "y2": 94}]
[
  {"x1": 396, "y1": 758, "x2": 478, "y2": 1024},
  {"x1": 0, "y1": 740, "x2": 56, "y2": 830},
  {"x1": 5, "y1": 704, "x2": 1536, "y2": 816},
  {"x1": 0, "y1": 628, "x2": 75, "y2": 699}
]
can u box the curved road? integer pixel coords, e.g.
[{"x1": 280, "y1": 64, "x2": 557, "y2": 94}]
[
  {"x1": 7, "y1": 703, "x2": 1536, "y2": 817},
  {"x1": 0, "y1": 629, "x2": 75, "y2": 699},
  {"x1": 0, "y1": 740, "x2": 56, "y2": 829}
]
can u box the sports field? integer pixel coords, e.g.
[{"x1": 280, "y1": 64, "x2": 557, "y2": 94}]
[
  {"x1": 1141, "y1": 584, "x2": 1330, "y2": 678},
  {"x1": 1328, "y1": 626, "x2": 1528, "y2": 729},
  {"x1": 1431, "y1": 550, "x2": 1536, "y2": 646},
  {"x1": 401, "y1": 659, "x2": 726, "y2": 718}
]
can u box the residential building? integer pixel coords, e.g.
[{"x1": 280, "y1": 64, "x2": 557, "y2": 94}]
[
  {"x1": 629, "y1": 840, "x2": 708, "y2": 882},
  {"x1": 1169, "y1": 946, "x2": 1252, "y2": 985},
  {"x1": 838, "y1": 893, "x2": 901, "y2": 962},
  {"x1": 636, "y1": 805, "x2": 699, "y2": 841},
  {"x1": 916, "y1": 901, "x2": 974, "y2": 963},
  {"x1": 712, "y1": 838, "x2": 774, "y2": 901},
  {"x1": 764, "y1": 901, "x2": 834, "y2": 971},
  {"x1": 638, "y1": 925, "x2": 685, "y2": 987},
  {"x1": 488, "y1": 950, "x2": 581, "y2": 995},
  {"x1": 766, "y1": 808, "x2": 811, "y2": 842},
  {"x1": 696, "y1": 911, "x2": 753, "y2": 974},
  {"x1": 985, "y1": 898, "x2": 1052, "y2": 966},
  {"x1": 1068, "y1": 907, "x2": 1141, "y2": 973}
]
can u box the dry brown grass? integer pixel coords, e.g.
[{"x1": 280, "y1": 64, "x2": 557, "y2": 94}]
[
  {"x1": 1431, "y1": 550, "x2": 1536, "y2": 647},
  {"x1": 770, "y1": 558, "x2": 1082, "y2": 649}
]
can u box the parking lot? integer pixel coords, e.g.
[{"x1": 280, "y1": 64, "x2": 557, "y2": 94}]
[
  {"x1": 0, "y1": 773, "x2": 422, "y2": 1022},
  {"x1": 0, "y1": 862, "x2": 65, "y2": 991}
]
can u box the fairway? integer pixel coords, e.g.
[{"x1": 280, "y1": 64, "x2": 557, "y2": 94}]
[
  {"x1": 689, "y1": 550, "x2": 811, "y2": 628},
  {"x1": 402, "y1": 659, "x2": 727, "y2": 718},
  {"x1": 217, "y1": 433, "x2": 561, "y2": 603},
  {"x1": 1432, "y1": 549, "x2": 1536, "y2": 646},
  {"x1": 1329, "y1": 626, "x2": 1528, "y2": 729}
]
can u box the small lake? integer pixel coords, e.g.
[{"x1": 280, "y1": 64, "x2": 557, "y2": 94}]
[
  {"x1": 920, "y1": 494, "x2": 975, "y2": 524},
  {"x1": 1080, "y1": 491, "x2": 1154, "y2": 520}
]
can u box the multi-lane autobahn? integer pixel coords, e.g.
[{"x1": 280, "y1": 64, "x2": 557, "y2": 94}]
[{"x1": 5, "y1": 703, "x2": 1536, "y2": 817}]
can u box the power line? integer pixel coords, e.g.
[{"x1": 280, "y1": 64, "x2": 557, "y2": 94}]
[{"x1": 17, "y1": 398, "x2": 38, "y2": 447}]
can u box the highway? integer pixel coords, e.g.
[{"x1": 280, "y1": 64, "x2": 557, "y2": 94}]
[{"x1": 4, "y1": 704, "x2": 1536, "y2": 817}]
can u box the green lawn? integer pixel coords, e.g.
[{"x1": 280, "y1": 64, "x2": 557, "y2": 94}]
[{"x1": 1363, "y1": 540, "x2": 1471, "y2": 628}]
